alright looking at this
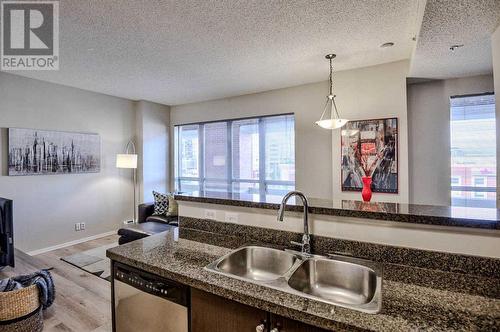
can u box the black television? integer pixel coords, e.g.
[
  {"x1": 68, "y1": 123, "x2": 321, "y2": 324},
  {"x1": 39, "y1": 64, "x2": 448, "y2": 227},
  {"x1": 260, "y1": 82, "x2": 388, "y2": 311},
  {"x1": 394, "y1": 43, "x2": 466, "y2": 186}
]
[{"x1": 0, "y1": 198, "x2": 14, "y2": 268}]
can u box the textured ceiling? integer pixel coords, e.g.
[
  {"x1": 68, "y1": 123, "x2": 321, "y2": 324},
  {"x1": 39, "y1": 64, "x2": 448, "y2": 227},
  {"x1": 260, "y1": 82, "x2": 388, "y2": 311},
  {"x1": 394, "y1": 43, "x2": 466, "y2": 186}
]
[
  {"x1": 10, "y1": 0, "x2": 422, "y2": 105},
  {"x1": 410, "y1": 0, "x2": 500, "y2": 79}
]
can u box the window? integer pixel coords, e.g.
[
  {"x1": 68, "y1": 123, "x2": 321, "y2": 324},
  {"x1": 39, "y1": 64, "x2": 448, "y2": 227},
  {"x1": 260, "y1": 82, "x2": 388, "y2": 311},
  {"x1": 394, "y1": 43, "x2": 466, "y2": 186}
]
[
  {"x1": 451, "y1": 176, "x2": 461, "y2": 186},
  {"x1": 450, "y1": 93, "x2": 496, "y2": 208},
  {"x1": 472, "y1": 176, "x2": 488, "y2": 199},
  {"x1": 473, "y1": 176, "x2": 486, "y2": 187},
  {"x1": 175, "y1": 124, "x2": 201, "y2": 192},
  {"x1": 450, "y1": 176, "x2": 462, "y2": 198},
  {"x1": 174, "y1": 114, "x2": 295, "y2": 196}
]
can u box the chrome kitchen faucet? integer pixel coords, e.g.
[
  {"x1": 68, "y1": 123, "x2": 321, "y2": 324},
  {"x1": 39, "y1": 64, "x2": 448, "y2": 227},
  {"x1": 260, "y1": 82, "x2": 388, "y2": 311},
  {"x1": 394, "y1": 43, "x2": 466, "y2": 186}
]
[{"x1": 277, "y1": 191, "x2": 311, "y2": 255}]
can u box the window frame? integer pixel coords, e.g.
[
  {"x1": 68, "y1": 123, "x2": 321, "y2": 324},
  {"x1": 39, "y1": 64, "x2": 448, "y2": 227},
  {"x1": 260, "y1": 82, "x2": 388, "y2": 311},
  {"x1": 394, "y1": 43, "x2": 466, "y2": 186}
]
[{"x1": 174, "y1": 113, "x2": 295, "y2": 194}]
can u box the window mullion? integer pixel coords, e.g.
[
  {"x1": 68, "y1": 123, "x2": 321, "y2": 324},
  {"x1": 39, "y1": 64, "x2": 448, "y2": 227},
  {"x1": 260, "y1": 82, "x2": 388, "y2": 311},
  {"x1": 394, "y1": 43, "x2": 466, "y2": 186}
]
[
  {"x1": 199, "y1": 124, "x2": 205, "y2": 192},
  {"x1": 227, "y1": 120, "x2": 232, "y2": 192},
  {"x1": 178, "y1": 129, "x2": 182, "y2": 191},
  {"x1": 259, "y1": 118, "x2": 266, "y2": 196}
]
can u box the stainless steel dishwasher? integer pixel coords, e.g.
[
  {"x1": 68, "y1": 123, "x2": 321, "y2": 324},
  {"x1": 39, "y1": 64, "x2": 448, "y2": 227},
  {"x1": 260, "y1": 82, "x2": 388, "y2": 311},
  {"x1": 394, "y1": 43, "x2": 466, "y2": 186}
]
[{"x1": 112, "y1": 262, "x2": 190, "y2": 332}]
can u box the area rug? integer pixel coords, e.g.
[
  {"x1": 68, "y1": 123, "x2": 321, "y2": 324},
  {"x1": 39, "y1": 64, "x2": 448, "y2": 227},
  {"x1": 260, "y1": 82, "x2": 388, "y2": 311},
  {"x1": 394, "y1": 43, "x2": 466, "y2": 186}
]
[{"x1": 61, "y1": 242, "x2": 118, "y2": 281}]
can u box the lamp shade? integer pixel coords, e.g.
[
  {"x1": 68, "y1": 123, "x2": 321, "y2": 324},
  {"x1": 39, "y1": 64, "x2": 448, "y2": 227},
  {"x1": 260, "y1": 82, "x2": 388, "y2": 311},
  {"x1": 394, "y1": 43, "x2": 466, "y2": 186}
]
[
  {"x1": 116, "y1": 154, "x2": 138, "y2": 169},
  {"x1": 316, "y1": 118, "x2": 348, "y2": 129}
]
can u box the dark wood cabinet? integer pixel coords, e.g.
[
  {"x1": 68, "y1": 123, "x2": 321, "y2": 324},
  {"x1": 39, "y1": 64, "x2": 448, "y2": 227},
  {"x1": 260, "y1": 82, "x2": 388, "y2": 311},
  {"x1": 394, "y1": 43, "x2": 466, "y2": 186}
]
[
  {"x1": 270, "y1": 314, "x2": 330, "y2": 332},
  {"x1": 191, "y1": 289, "x2": 329, "y2": 332},
  {"x1": 191, "y1": 288, "x2": 268, "y2": 332}
]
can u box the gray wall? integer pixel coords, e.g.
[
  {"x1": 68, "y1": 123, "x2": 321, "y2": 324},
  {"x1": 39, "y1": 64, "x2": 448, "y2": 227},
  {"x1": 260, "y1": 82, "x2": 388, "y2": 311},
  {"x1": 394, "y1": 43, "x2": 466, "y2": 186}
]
[
  {"x1": 331, "y1": 60, "x2": 410, "y2": 203},
  {"x1": 407, "y1": 75, "x2": 494, "y2": 205},
  {"x1": 0, "y1": 72, "x2": 136, "y2": 252},
  {"x1": 135, "y1": 100, "x2": 171, "y2": 203},
  {"x1": 170, "y1": 80, "x2": 334, "y2": 199}
]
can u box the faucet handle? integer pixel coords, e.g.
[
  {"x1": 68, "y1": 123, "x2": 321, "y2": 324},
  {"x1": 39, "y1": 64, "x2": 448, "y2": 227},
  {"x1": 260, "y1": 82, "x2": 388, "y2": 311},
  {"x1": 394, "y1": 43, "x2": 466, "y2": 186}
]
[
  {"x1": 291, "y1": 240, "x2": 309, "y2": 251},
  {"x1": 290, "y1": 241, "x2": 312, "y2": 257}
]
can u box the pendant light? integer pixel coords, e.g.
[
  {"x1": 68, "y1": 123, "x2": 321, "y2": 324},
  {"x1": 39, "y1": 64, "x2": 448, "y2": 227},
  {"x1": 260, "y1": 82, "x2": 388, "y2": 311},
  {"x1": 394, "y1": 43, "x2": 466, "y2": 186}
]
[{"x1": 315, "y1": 54, "x2": 349, "y2": 129}]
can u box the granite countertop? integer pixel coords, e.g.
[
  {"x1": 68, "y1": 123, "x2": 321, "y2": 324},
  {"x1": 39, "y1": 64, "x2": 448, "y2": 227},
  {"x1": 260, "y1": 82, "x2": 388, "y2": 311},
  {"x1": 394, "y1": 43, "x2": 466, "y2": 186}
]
[
  {"x1": 107, "y1": 229, "x2": 500, "y2": 331},
  {"x1": 174, "y1": 191, "x2": 500, "y2": 230}
]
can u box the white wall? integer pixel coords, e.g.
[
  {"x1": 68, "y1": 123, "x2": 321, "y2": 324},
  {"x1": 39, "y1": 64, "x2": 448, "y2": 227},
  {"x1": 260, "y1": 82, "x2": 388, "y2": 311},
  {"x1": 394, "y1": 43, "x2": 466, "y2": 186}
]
[
  {"x1": 407, "y1": 75, "x2": 495, "y2": 206},
  {"x1": 492, "y1": 25, "x2": 500, "y2": 204},
  {"x1": 171, "y1": 60, "x2": 410, "y2": 201},
  {"x1": 332, "y1": 60, "x2": 410, "y2": 203},
  {"x1": 170, "y1": 80, "x2": 334, "y2": 199},
  {"x1": 0, "y1": 72, "x2": 136, "y2": 252},
  {"x1": 135, "y1": 100, "x2": 171, "y2": 203}
]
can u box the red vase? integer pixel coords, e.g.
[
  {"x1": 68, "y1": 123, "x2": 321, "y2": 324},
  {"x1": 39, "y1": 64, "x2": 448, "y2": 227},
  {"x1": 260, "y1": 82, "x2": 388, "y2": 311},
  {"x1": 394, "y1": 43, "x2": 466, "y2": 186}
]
[{"x1": 361, "y1": 176, "x2": 372, "y2": 202}]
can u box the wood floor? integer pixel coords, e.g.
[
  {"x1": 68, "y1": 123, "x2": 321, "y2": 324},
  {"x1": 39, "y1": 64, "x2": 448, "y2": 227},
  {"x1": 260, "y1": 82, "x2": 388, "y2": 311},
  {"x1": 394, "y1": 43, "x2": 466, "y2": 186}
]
[{"x1": 0, "y1": 235, "x2": 118, "y2": 332}]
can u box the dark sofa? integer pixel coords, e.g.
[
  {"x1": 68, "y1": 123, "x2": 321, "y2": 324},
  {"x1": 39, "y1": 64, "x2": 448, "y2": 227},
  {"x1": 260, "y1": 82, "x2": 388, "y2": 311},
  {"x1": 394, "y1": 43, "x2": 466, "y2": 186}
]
[
  {"x1": 0, "y1": 197, "x2": 14, "y2": 268},
  {"x1": 117, "y1": 203, "x2": 178, "y2": 245},
  {"x1": 138, "y1": 203, "x2": 178, "y2": 224}
]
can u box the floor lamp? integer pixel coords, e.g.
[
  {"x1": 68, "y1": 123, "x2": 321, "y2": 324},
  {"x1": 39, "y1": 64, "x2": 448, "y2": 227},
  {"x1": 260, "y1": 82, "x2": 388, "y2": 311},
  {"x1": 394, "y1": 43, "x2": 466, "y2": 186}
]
[{"x1": 116, "y1": 140, "x2": 138, "y2": 223}]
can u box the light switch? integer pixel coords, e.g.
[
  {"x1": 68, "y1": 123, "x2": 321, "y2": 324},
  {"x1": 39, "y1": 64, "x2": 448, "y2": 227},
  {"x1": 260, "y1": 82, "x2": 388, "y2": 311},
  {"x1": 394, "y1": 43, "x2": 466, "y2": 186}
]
[{"x1": 204, "y1": 209, "x2": 217, "y2": 220}]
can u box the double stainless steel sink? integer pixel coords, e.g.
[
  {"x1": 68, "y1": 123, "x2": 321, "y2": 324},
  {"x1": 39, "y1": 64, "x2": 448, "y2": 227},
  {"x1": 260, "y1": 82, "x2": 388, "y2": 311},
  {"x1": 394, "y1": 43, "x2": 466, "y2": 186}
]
[{"x1": 205, "y1": 246, "x2": 382, "y2": 314}]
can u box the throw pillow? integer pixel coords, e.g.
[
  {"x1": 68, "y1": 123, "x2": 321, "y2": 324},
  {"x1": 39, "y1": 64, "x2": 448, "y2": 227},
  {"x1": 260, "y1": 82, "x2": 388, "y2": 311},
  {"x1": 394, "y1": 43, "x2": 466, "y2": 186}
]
[
  {"x1": 166, "y1": 194, "x2": 178, "y2": 216},
  {"x1": 152, "y1": 191, "x2": 169, "y2": 216}
]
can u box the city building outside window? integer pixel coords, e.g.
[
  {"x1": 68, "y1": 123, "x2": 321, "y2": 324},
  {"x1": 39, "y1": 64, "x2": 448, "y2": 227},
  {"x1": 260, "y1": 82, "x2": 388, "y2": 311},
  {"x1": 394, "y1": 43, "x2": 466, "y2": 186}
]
[{"x1": 174, "y1": 114, "x2": 295, "y2": 196}]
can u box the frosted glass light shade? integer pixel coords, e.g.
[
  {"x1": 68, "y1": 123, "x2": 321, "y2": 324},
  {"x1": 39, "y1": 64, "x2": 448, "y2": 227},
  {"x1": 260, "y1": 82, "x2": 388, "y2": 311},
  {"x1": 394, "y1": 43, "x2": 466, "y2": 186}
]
[
  {"x1": 116, "y1": 154, "x2": 138, "y2": 169},
  {"x1": 315, "y1": 118, "x2": 348, "y2": 129}
]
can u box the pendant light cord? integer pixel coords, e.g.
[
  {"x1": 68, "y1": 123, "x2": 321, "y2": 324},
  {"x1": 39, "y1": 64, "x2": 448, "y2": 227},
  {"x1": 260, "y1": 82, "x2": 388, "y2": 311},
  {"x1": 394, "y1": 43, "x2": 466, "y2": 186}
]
[
  {"x1": 318, "y1": 54, "x2": 343, "y2": 124},
  {"x1": 329, "y1": 57, "x2": 333, "y2": 96},
  {"x1": 329, "y1": 57, "x2": 341, "y2": 119}
]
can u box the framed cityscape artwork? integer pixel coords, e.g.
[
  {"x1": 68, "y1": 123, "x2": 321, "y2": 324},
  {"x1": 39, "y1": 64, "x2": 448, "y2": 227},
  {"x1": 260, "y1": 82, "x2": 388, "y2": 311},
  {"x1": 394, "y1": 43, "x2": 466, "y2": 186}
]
[
  {"x1": 8, "y1": 128, "x2": 101, "y2": 176},
  {"x1": 341, "y1": 118, "x2": 398, "y2": 193}
]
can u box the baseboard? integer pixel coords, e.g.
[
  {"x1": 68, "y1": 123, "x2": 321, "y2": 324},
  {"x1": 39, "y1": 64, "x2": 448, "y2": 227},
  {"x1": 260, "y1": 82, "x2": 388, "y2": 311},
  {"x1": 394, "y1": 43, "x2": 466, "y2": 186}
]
[{"x1": 26, "y1": 230, "x2": 118, "y2": 256}]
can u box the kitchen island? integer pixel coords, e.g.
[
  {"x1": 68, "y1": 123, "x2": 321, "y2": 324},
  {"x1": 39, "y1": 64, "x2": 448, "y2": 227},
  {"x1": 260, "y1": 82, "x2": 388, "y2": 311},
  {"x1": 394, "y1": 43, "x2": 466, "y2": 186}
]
[{"x1": 107, "y1": 226, "x2": 500, "y2": 331}]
